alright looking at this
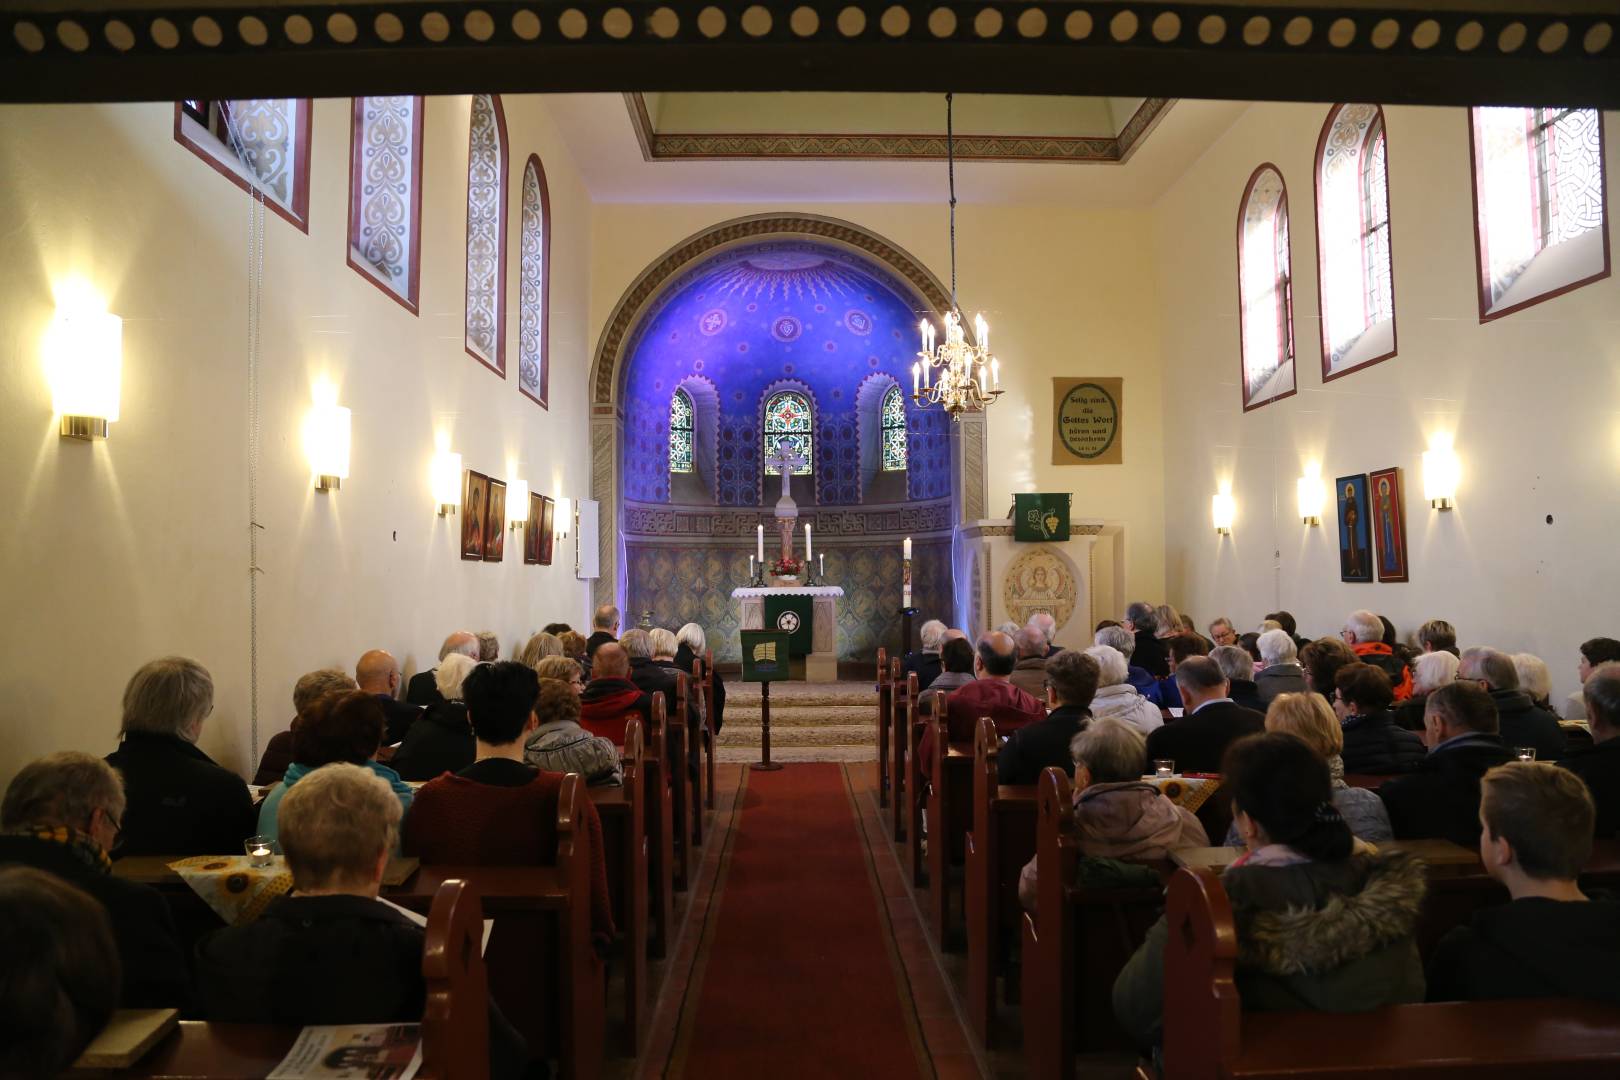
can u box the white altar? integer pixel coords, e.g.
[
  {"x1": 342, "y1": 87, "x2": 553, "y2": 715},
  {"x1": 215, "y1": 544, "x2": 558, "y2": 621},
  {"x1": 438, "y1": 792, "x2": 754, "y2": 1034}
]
[{"x1": 731, "y1": 585, "x2": 844, "y2": 682}]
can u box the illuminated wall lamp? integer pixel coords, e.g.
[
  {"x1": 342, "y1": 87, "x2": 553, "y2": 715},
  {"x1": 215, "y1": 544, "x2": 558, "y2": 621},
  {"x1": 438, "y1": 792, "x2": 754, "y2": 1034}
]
[
  {"x1": 431, "y1": 449, "x2": 462, "y2": 516},
  {"x1": 507, "y1": 479, "x2": 529, "y2": 530},
  {"x1": 1423, "y1": 447, "x2": 1459, "y2": 511},
  {"x1": 1297, "y1": 475, "x2": 1325, "y2": 526},
  {"x1": 46, "y1": 306, "x2": 122, "y2": 440},
  {"x1": 305, "y1": 402, "x2": 351, "y2": 492},
  {"x1": 1211, "y1": 493, "x2": 1235, "y2": 536}
]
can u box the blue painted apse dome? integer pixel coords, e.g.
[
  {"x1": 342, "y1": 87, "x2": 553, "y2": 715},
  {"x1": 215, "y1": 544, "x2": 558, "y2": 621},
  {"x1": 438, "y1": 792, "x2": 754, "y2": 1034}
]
[{"x1": 620, "y1": 240, "x2": 953, "y2": 506}]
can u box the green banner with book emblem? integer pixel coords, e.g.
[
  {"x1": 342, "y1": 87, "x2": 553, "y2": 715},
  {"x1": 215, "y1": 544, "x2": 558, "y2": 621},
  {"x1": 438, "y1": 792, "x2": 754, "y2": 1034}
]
[{"x1": 1013, "y1": 493, "x2": 1071, "y2": 542}]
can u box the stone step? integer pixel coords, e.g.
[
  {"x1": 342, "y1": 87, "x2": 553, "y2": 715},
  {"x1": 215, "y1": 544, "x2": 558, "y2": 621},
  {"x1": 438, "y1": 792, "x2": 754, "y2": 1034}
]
[
  {"x1": 721, "y1": 704, "x2": 875, "y2": 727},
  {"x1": 715, "y1": 745, "x2": 878, "y2": 764},
  {"x1": 716, "y1": 724, "x2": 874, "y2": 748}
]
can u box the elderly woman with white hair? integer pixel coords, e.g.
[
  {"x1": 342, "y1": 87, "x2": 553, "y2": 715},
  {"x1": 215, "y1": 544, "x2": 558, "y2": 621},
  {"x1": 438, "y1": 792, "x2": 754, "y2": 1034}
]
[
  {"x1": 106, "y1": 656, "x2": 256, "y2": 856},
  {"x1": 905, "y1": 619, "x2": 949, "y2": 692},
  {"x1": 390, "y1": 652, "x2": 478, "y2": 781},
  {"x1": 1095, "y1": 624, "x2": 1166, "y2": 707},
  {"x1": 673, "y1": 622, "x2": 726, "y2": 734},
  {"x1": 1253, "y1": 628, "x2": 1308, "y2": 706},
  {"x1": 1393, "y1": 649, "x2": 1461, "y2": 730},
  {"x1": 1085, "y1": 645, "x2": 1164, "y2": 735}
]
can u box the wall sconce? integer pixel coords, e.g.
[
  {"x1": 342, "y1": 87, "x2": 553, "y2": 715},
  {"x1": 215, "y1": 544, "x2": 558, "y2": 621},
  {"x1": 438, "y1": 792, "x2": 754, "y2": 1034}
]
[
  {"x1": 431, "y1": 449, "x2": 462, "y2": 515},
  {"x1": 1423, "y1": 446, "x2": 1459, "y2": 510},
  {"x1": 1296, "y1": 475, "x2": 1325, "y2": 526},
  {"x1": 304, "y1": 399, "x2": 351, "y2": 492},
  {"x1": 507, "y1": 479, "x2": 529, "y2": 529},
  {"x1": 45, "y1": 303, "x2": 122, "y2": 440},
  {"x1": 1211, "y1": 493, "x2": 1235, "y2": 536}
]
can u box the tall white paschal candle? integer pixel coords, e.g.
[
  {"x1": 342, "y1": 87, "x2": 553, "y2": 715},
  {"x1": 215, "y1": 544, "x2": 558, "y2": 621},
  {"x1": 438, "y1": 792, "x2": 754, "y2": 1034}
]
[
  {"x1": 805, "y1": 522, "x2": 812, "y2": 562},
  {"x1": 757, "y1": 524, "x2": 765, "y2": 563},
  {"x1": 902, "y1": 536, "x2": 912, "y2": 608},
  {"x1": 903, "y1": 536, "x2": 912, "y2": 560}
]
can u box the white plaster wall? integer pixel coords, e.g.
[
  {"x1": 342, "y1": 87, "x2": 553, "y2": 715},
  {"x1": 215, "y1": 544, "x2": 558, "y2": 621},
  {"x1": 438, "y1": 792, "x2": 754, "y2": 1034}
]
[
  {"x1": 587, "y1": 202, "x2": 1167, "y2": 613},
  {"x1": 0, "y1": 95, "x2": 596, "y2": 788},
  {"x1": 1154, "y1": 103, "x2": 1620, "y2": 707}
]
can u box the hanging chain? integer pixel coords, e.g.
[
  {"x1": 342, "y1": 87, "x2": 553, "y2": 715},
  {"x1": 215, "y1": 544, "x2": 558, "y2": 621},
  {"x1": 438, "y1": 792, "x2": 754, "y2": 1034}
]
[{"x1": 946, "y1": 91, "x2": 958, "y2": 312}]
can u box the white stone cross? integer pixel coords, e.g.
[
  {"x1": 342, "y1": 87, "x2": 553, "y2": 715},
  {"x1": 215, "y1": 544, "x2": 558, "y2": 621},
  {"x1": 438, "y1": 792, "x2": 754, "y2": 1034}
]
[{"x1": 764, "y1": 443, "x2": 808, "y2": 508}]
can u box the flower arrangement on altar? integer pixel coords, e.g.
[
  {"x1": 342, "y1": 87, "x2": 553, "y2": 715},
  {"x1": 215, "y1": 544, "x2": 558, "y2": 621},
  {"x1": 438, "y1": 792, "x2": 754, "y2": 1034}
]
[{"x1": 769, "y1": 556, "x2": 804, "y2": 577}]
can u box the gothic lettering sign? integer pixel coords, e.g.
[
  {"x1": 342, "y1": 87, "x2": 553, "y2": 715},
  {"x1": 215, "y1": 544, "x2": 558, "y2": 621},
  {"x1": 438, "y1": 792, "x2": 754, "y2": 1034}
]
[{"x1": 1052, "y1": 377, "x2": 1123, "y2": 465}]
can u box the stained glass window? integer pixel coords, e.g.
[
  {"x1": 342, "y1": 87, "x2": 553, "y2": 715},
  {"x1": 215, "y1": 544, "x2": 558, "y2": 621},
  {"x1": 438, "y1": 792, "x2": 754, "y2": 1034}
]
[
  {"x1": 669, "y1": 388, "x2": 695, "y2": 474},
  {"x1": 1316, "y1": 103, "x2": 1396, "y2": 381},
  {"x1": 881, "y1": 384, "x2": 908, "y2": 471},
  {"x1": 1237, "y1": 165, "x2": 1296, "y2": 411},
  {"x1": 464, "y1": 94, "x2": 507, "y2": 375},
  {"x1": 175, "y1": 99, "x2": 310, "y2": 229},
  {"x1": 348, "y1": 97, "x2": 422, "y2": 311},
  {"x1": 518, "y1": 155, "x2": 550, "y2": 406},
  {"x1": 763, "y1": 391, "x2": 813, "y2": 476},
  {"x1": 1471, "y1": 106, "x2": 1608, "y2": 320}
]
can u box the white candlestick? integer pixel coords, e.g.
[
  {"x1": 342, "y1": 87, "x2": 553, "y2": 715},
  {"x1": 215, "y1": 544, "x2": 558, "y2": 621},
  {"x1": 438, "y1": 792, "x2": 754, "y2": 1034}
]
[
  {"x1": 805, "y1": 522, "x2": 812, "y2": 562},
  {"x1": 903, "y1": 536, "x2": 912, "y2": 560},
  {"x1": 749, "y1": 554, "x2": 755, "y2": 578},
  {"x1": 757, "y1": 524, "x2": 765, "y2": 563},
  {"x1": 819, "y1": 553, "x2": 825, "y2": 576}
]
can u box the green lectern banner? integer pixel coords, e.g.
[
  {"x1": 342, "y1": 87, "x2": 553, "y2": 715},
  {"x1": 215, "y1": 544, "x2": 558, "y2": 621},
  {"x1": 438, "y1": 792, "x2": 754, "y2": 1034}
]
[
  {"x1": 763, "y1": 594, "x2": 814, "y2": 657},
  {"x1": 740, "y1": 630, "x2": 793, "y2": 682},
  {"x1": 1013, "y1": 493, "x2": 1072, "y2": 542}
]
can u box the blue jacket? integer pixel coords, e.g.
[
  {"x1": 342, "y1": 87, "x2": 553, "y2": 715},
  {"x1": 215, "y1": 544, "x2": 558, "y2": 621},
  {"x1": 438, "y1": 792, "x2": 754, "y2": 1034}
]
[
  {"x1": 1127, "y1": 665, "x2": 1165, "y2": 707},
  {"x1": 256, "y1": 760, "x2": 414, "y2": 844}
]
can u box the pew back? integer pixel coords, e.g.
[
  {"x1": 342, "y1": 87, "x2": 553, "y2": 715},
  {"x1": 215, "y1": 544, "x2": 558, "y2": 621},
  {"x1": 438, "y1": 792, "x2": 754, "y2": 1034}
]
[
  {"x1": 876, "y1": 646, "x2": 891, "y2": 809},
  {"x1": 964, "y1": 716, "x2": 1037, "y2": 1045}
]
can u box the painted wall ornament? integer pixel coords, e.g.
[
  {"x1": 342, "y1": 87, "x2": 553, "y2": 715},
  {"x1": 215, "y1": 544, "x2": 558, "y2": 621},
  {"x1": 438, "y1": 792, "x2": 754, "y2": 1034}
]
[{"x1": 1003, "y1": 548, "x2": 1078, "y2": 633}]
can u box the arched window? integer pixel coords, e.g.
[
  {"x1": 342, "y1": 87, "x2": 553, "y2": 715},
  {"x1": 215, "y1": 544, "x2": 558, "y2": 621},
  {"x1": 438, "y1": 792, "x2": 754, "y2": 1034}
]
[
  {"x1": 669, "y1": 388, "x2": 695, "y2": 474},
  {"x1": 175, "y1": 99, "x2": 311, "y2": 231},
  {"x1": 1237, "y1": 164, "x2": 1296, "y2": 411},
  {"x1": 1470, "y1": 107, "x2": 1608, "y2": 321},
  {"x1": 347, "y1": 96, "x2": 423, "y2": 312},
  {"x1": 881, "y1": 384, "x2": 908, "y2": 470},
  {"x1": 1315, "y1": 104, "x2": 1396, "y2": 382},
  {"x1": 464, "y1": 94, "x2": 508, "y2": 376},
  {"x1": 518, "y1": 154, "x2": 551, "y2": 406},
  {"x1": 763, "y1": 391, "x2": 813, "y2": 475}
]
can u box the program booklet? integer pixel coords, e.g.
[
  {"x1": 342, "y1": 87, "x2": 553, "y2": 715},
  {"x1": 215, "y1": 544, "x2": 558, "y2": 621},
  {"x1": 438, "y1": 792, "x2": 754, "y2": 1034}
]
[{"x1": 267, "y1": 1024, "x2": 422, "y2": 1080}]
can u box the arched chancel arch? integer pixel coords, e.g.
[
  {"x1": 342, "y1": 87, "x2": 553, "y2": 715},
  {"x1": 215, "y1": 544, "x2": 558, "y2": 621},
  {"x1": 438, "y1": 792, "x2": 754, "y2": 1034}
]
[{"x1": 587, "y1": 213, "x2": 987, "y2": 612}]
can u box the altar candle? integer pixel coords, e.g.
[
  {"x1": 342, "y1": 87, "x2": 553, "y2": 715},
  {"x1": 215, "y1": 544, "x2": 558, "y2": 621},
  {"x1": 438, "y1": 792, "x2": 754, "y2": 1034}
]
[
  {"x1": 805, "y1": 522, "x2": 812, "y2": 562},
  {"x1": 903, "y1": 536, "x2": 912, "y2": 560},
  {"x1": 819, "y1": 553, "x2": 825, "y2": 577},
  {"x1": 749, "y1": 554, "x2": 755, "y2": 578},
  {"x1": 757, "y1": 524, "x2": 765, "y2": 563}
]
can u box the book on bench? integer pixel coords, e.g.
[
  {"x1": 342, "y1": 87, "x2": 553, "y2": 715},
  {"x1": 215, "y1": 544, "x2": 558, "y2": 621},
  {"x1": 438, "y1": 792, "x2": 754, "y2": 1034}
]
[{"x1": 72, "y1": 1008, "x2": 180, "y2": 1070}]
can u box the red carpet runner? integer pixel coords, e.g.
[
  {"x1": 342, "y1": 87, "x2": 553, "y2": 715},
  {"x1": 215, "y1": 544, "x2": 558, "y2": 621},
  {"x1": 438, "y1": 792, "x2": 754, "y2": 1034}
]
[{"x1": 674, "y1": 764, "x2": 925, "y2": 1079}]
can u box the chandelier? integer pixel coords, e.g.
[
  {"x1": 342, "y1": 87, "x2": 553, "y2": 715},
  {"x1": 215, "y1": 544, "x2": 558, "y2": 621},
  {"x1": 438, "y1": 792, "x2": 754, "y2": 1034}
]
[{"x1": 912, "y1": 92, "x2": 1003, "y2": 421}]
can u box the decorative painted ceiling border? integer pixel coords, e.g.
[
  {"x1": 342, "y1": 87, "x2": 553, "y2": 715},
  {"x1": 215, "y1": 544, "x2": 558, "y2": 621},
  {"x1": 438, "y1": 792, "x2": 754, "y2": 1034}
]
[
  {"x1": 2, "y1": 3, "x2": 1616, "y2": 106},
  {"x1": 623, "y1": 92, "x2": 1175, "y2": 163}
]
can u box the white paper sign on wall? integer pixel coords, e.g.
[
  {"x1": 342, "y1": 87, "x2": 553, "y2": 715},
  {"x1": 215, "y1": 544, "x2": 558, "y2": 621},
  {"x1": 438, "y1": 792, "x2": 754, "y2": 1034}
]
[{"x1": 575, "y1": 499, "x2": 600, "y2": 579}]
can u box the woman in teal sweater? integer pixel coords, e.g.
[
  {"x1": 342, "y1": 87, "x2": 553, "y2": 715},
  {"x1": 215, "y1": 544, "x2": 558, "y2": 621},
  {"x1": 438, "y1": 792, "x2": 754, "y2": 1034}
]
[{"x1": 256, "y1": 691, "x2": 413, "y2": 845}]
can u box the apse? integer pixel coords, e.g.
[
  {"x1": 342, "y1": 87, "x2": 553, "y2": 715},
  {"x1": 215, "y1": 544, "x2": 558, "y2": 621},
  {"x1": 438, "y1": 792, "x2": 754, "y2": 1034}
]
[{"x1": 617, "y1": 237, "x2": 957, "y2": 661}]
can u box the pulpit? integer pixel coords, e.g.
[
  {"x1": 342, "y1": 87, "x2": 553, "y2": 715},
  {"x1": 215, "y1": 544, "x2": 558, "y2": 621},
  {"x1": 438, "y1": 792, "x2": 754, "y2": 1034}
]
[
  {"x1": 951, "y1": 517, "x2": 1119, "y2": 650},
  {"x1": 731, "y1": 585, "x2": 843, "y2": 682}
]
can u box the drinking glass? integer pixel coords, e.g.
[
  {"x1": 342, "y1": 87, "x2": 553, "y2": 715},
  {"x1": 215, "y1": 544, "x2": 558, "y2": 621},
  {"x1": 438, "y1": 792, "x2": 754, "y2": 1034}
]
[
  {"x1": 1154, "y1": 759, "x2": 1175, "y2": 779},
  {"x1": 245, "y1": 836, "x2": 277, "y2": 868}
]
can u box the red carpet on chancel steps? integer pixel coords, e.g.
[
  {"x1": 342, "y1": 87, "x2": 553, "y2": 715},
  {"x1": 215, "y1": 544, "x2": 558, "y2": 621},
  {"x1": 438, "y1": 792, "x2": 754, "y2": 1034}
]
[{"x1": 671, "y1": 764, "x2": 926, "y2": 1079}]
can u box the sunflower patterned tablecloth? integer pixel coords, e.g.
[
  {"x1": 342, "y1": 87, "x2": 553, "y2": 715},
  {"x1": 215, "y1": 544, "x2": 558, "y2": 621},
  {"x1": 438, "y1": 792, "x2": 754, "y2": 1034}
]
[
  {"x1": 169, "y1": 854, "x2": 292, "y2": 926},
  {"x1": 1136, "y1": 774, "x2": 1221, "y2": 814}
]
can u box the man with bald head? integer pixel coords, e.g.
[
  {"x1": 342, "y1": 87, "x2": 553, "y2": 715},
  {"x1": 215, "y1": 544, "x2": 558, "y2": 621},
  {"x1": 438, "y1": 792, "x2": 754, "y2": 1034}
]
[
  {"x1": 356, "y1": 650, "x2": 425, "y2": 745},
  {"x1": 586, "y1": 606, "x2": 620, "y2": 659},
  {"x1": 918, "y1": 630, "x2": 1046, "y2": 781},
  {"x1": 579, "y1": 642, "x2": 653, "y2": 745},
  {"x1": 406, "y1": 631, "x2": 480, "y2": 708}
]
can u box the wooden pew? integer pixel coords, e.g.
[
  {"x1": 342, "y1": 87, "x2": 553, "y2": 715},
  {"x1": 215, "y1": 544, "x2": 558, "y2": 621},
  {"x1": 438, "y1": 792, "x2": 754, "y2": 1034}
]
[
  {"x1": 702, "y1": 648, "x2": 718, "y2": 812},
  {"x1": 964, "y1": 717, "x2": 1038, "y2": 1046},
  {"x1": 589, "y1": 718, "x2": 647, "y2": 1055},
  {"x1": 687, "y1": 661, "x2": 706, "y2": 846},
  {"x1": 925, "y1": 702, "x2": 974, "y2": 947},
  {"x1": 906, "y1": 675, "x2": 929, "y2": 885},
  {"x1": 395, "y1": 774, "x2": 605, "y2": 1080},
  {"x1": 115, "y1": 879, "x2": 487, "y2": 1079},
  {"x1": 638, "y1": 695, "x2": 676, "y2": 959},
  {"x1": 876, "y1": 646, "x2": 891, "y2": 809},
  {"x1": 670, "y1": 672, "x2": 691, "y2": 892},
  {"x1": 1021, "y1": 768, "x2": 1171, "y2": 1078},
  {"x1": 890, "y1": 658, "x2": 909, "y2": 842},
  {"x1": 1158, "y1": 864, "x2": 1620, "y2": 1079}
]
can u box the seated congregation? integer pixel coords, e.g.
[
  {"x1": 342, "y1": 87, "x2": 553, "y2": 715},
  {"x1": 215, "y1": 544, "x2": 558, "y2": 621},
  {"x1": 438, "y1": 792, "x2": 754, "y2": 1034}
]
[
  {"x1": 0, "y1": 603, "x2": 723, "y2": 1079},
  {"x1": 890, "y1": 600, "x2": 1620, "y2": 1071}
]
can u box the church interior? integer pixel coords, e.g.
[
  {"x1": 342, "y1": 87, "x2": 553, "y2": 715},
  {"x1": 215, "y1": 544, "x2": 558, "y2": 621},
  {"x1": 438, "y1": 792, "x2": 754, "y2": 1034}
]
[{"x1": 3, "y1": 4, "x2": 1620, "y2": 1078}]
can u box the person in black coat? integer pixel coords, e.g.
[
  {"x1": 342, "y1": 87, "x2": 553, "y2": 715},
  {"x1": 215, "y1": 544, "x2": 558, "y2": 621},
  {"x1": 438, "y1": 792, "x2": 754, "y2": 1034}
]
[
  {"x1": 1126, "y1": 600, "x2": 1171, "y2": 679},
  {"x1": 0, "y1": 752, "x2": 192, "y2": 1011},
  {"x1": 105, "y1": 657, "x2": 256, "y2": 856},
  {"x1": 196, "y1": 764, "x2": 526, "y2": 1078},
  {"x1": 1144, "y1": 657, "x2": 1264, "y2": 774},
  {"x1": 1210, "y1": 645, "x2": 1265, "y2": 714},
  {"x1": 1334, "y1": 664, "x2": 1426, "y2": 774},
  {"x1": 1379, "y1": 682, "x2": 1514, "y2": 847},
  {"x1": 405, "y1": 631, "x2": 480, "y2": 708},
  {"x1": 1561, "y1": 662, "x2": 1620, "y2": 837},
  {"x1": 1428, "y1": 761, "x2": 1620, "y2": 1005},
  {"x1": 356, "y1": 650, "x2": 426, "y2": 745},
  {"x1": 998, "y1": 651, "x2": 1100, "y2": 785},
  {"x1": 904, "y1": 619, "x2": 949, "y2": 693},
  {"x1": 673, "y1": 628, "x2": 726, "y2": 735},
  {"x1": 391, "y1": 655, "x2": 478, "y2": 782},
  {"x1": 1461, "y1": 647, "x2": 1566, "y2": 761}
]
